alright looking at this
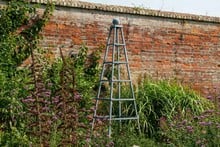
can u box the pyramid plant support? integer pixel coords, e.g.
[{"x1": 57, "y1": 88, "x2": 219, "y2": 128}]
[{"x1": 92, "y1": 18, "x2": 140, "y2": 137}]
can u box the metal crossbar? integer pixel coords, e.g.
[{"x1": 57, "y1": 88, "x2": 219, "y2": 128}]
[{"x1": 92, "y1": 18, "x2": 140, "y2": 137}]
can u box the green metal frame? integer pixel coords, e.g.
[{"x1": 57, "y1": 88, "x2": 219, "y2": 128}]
[{"x1": 92, "y1": 19, "x2": 140, "y2": 137}]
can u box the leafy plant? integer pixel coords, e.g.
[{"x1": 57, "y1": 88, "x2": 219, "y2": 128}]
[
  {"x1": 0, "y1": 0, "x2": 53, "y2": 145},
  {"x1": 21, "y1": 44, "x2": 101, "y2": 146},
  {"x1": 111, "y1": 125, "x2": 159, "y2": 147},
  {"x1": 91, "y1": 123, "x2": 162, "y2": 147},
  {"x1": 74, "y1": 44, "x2": 102, "y2": 99}
]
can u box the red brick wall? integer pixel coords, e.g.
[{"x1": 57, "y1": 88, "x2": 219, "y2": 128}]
[{"x1": 38, "y1": 1, "x2": 220, "y2": 98}]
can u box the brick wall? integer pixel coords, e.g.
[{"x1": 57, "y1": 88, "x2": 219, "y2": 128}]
[{"x1": 6, "y1": 1, "x2": 220, "y2": 97}]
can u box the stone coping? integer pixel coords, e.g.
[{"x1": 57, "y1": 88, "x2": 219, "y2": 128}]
[{"x1": 2, "y1": 0, "x2": 220, "y2": 23}]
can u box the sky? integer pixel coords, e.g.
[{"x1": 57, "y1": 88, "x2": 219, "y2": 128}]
[{"x1": 80, "y1": 0, "x2": 220, "y2": 17}]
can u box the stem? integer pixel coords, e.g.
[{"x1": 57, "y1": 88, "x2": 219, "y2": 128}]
[{"x1": 30, "y1": 44, "x2": 42, "y2": 144}]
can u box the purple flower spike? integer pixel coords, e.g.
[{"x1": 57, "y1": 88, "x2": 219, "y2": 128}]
[
  {"x1": 186, "y1": 126, "x2": 193, "y2": 133},
  {"x1": 182, "y1": 119, "x2": 187, "y2": 125},
  {"x1": 199, "y1": 121, "x2": 212, "y2": 126},
  {"x1": 199, "y1": 122, "x2": 206, "y2": 126}
]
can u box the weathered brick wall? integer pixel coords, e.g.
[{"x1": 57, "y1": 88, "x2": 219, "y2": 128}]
[{"x1": 5, "y1": 1, "x2": 220, "y2": 97}]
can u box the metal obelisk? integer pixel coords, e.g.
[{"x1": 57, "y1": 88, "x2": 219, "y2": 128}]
[{"x1": 92, "y1": 18, "x2": 140, "y2": 137}]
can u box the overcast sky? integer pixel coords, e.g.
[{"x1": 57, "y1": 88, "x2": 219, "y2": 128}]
[{"x1": 80, "y1": 0, "x2": 220, "y2": 17}]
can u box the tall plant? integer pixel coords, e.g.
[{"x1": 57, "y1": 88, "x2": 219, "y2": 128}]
[
  {"x1": 135, "y1": 78, "x2": 213, "y2": 138},
  {"x1": 118, "y1": 77, "x2": 213, "y2": 139},
  {"x1": 21, "y1": 44, "x2": 101, "y2": 146},
  {"x1": 0, "y1": 0, "x2": 53, "y2": 145}
]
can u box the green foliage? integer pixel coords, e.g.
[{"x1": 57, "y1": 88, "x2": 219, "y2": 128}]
[
  {"x1": 0, "y1": 0, "x2": 53, "y2": 145},
  {"x1": 46, "y1": 44, "x2": 101, "y2": 105},
  {"x1": 0, "y1": 0, "x2": 53, "y2": 70},
  {"x1": 74, "y1": 44, "x2": 101, "y2": 99},
  {"x1": 0, "y1": 0, "x2": 33, "y2": 37},
  {"x1": 0, "y1": 126, "x2": 29, "y2": 146},
  {"x1": 91, "y1": 123, "x2": 161, "y2": 147},
  {"x1": 135, "y1": 78, "x2": 212, "y2": 138},
  {"x1": 49, "y1": 119, "x2": 62, "y2": 147},
  {"x1": 111, "y1": 126, "x2": 159, "y2": 147}
]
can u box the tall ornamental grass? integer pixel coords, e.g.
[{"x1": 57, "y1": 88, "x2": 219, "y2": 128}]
[
  {"x1": 134, "y1": 78, "x2": 213, "y2": 138},
  {"x1": 97, "y1": 77, "x2": 213, "y2": 145}
]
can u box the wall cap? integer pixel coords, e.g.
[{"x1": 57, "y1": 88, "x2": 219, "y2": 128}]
[{"x1": 13, "y1": 0, "x2": 220, "y2": 23}]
